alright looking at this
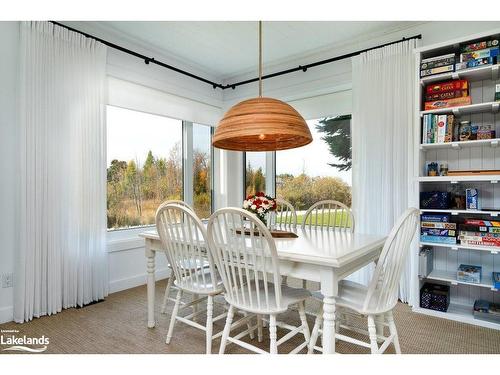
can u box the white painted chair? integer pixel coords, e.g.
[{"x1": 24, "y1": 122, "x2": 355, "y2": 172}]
[
  {"x1": 207, "y1": 207, "x2": 311, "y2": 354},
  {"x1": 300, "y1": 200, "x2": 354, "y2": 289},
  {"x1": 307, "y1": 208, "x2": 419, "y2": 354},
  {"x1": 158, "y1": 200, "x2": 196, "y2": 315},
  {"x1": 155, "y1": 203, "x2": 225, "y2": 354},
  {"x1": 269, "y1": 198, "x2": 297, "y2": 231},
  {"x1": 301, "y1": 200, "x2": 354, "y2": 232}
]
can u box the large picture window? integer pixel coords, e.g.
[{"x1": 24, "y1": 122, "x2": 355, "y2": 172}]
[
  {"x1": 244, "y1": 152, "x2": 267, "y2": 197},
  {"x1": 106, "y1": 106, "x2": 183, "y2": 229},
  {"x1": 275, "y1": 115, "x2": 352, "y2": 224},
  {"x1": 192, "y1": 123, "x2": 212, "y2": 219}
]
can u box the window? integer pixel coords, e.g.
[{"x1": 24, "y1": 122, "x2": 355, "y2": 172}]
[
  {"x1": 106, "y1": 106, "x2": 183, "y2": 229},
  {"x1": 244, "y1": 152, "x2": 267, "y2": 197},
  {"x1": 192, "y1": 123, "x2": 212, "y2": 219},
  {"x1": 275, "y1": 115, "x2": 352, "y2": 223}
]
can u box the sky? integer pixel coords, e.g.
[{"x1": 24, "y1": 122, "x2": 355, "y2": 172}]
[
  {"x1": 106, "y1": 105, "x2": 211, "y2": 167},
  {"x1": 107, "y1": 106, "x2": 351, "y2": 185},
  {"x1": 273, "y1": 119, "x2": 351, "y2": 184}
]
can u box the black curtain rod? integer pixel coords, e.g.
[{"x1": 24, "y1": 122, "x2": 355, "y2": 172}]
[
  {"x1": 222, "y1": 34, "x2": 422, "y2": 90},
  {"x1": 49, "y1": 21, "x2": 421, "y2": 91},
  {"x1": 49, "y1": 21, "x2": 224, "y2": 89}
]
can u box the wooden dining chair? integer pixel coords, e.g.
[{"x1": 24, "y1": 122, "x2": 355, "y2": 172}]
[
  {"x1": 269, "y1": 198, "x2": 298, "y2": 231},
  {"x1": 155, "y1": 203, "x2": 226, "y2": 354},
  {"x1": 158, "y1": 200, "x2": 196, "y2": 315},
  {"x1": 307, "y1": 208, "x2": 419, "y2": 354},
  {"x1": 301, "y1": 200, "x2": 354, "y2": 232},
  {"x1": 207, "y1": 207, "x2": 311, "y2": 354}
]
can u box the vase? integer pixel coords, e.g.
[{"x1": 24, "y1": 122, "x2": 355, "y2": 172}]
[{"x1": 257, "y1": 214, "x2": 267, "y2": 227}]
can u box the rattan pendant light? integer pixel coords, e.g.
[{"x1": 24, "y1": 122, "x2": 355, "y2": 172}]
[{"x1": 212, "y1": 22, "x2": 312, "y2": 151}]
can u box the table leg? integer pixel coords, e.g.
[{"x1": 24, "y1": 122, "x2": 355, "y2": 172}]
[
  {"x1": 320, "y1": 268, "x2": 338, "y2": 354},
  {"x1": 146, "y1": 243, "x2": 156, "y2": 328}
]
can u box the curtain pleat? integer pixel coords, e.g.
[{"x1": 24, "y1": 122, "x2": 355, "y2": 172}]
[
  {"x1": 15, "y1": 21, "x2": 108, "y2": 323},
  {"x1": 349, "y1": 40, "x2": 417, "y2": 303}
]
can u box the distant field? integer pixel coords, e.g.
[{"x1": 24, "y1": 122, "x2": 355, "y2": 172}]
[{"x1": 277, "y1": 211, "x2": 352, "y2": 227}]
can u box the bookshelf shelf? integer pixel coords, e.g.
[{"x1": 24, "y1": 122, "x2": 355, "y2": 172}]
[
  {"x1": 420, "y1": 101, "x2": 499, "y2": 117},
  {"x1": 420, "y1": 63, "x2": 499, "y2": 85},
  {"x1": 414, "y1": 29, "x2": 500, "y2": 330},
  {"x1": 419, "y1": 209, "x2": 500, "y2": 217},
  {"x1": 418, "y1": 175, "x2": 500, "y2": 183},
  {"x1": 419, "y1": 138, "x2": 500, "y2": 151},
  {"x1": 412, "y1": 304, "x2": 500, "y2": 331},
  {"x1": 424, "y1": 269, "x2": 497, "y2": 291},
  {"x1": 420, "y1": 242, "x2": 500, "y2": 254}
]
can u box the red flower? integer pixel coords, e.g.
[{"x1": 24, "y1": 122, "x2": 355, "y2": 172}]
[{"x1": 256, "y1": 192, "x2": 265, "y2": 197}]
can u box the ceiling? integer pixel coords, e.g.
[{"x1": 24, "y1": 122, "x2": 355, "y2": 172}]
[{"x1": 99, "y1": 21, "x2": 422, "y2": 79}]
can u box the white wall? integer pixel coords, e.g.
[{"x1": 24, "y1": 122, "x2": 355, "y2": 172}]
[{"x1": 0, "y1": 22, "x2": 19, "y2": 324}]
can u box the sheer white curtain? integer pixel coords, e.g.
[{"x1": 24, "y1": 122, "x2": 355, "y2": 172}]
[
  {"x1": 350, "y1": 39, "x2": 417, "y2": 303},
  {"x1": 15, "y1": 22, "x2": 108, "y2": 323}
]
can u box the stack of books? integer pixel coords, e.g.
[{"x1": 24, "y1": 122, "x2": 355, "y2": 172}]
[
  {"x1": 456, "y1": 39, "x2": 499, "y2": 70},
  {"x1": 422, "y1": 114, "x2": 455, "y2": 144},
  {"x1": 420, "y1": 213, "x2": 457, "y2": 244},
  {"x1": 458, "y1": 219, "x2": 500, "y2": 247},
  {"x1": 424, "y1": 79, "x2": 471, "y2": 110}
]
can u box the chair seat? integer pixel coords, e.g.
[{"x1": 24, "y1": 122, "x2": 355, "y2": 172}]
[
  {"x1": 174, "y1": 269, "x2": 223, "y2": 295},
  {"x1": 227, "y1": 282, "x2": 311, "y2": 314},
  {"x1": 311, "y1": 280, "x2": 369, "y2": 314},
  {"x1": 169, "y1": 258, "x2": 210, "y2": 272}
]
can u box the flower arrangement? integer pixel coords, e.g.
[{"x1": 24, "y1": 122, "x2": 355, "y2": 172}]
[{"x1": 243, "y1": 192, "x2": 277, "y2": 226}]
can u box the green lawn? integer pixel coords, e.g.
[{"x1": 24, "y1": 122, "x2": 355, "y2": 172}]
[{"x1": 277, "y1": 211, "x2": 352, "y2": 228}]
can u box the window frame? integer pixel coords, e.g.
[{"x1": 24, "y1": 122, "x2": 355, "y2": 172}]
[
  {"x1": 273, "y1": 114, "x2": 352, "y2": 202},
  {"x1": 106, "y1": 106, "x2": 214, "y2": 232},
  {"x1": 243, "y1": 151, "x2": 274, "y2": 198}
]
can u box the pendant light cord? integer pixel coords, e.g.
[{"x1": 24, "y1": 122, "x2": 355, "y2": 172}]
[{"x1": 258, "y1": 20, "x2": 263, "y2": 97}]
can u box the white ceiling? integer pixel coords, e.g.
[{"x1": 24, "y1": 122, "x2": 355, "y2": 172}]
[{"x1": 100, "y1": 21, "x2": 422, "y2": 79}]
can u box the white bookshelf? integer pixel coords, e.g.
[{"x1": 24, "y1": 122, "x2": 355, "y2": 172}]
[
  {"x1": 420, "y1": 138, "x2": 500, "y2": 151},
  {"x1": 420, "y1": 101, "x2": 499, "y2": 116},
  {"x1": 419, "y1": 209, "x2": 500, "y2": 217},
  {"x1": 414, "y1": 29, "x2": 500, "y2": 330},
  {"x1": 420, "y1": 242, "x2": 500, "y2": 254},
  {"x1": 418, "y1": 175, "x2": 500, "y2": 183},
  {"x1": 420, "y1": 64, "x2": 499, "y2": 85},
  {"x1": 425, "y1": 269, "x2": 497, "y2": 291}
]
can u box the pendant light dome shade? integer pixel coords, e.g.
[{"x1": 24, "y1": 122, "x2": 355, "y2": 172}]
[{"x1": 212, "y1": 97, "x2": 312, "y2": 151}]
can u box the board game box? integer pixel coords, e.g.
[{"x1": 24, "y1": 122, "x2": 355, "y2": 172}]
[
  {"x1": 424, "y1": 96, "x2": 472, "y2": 110},
  {"x1": 457, "y1": 264, "x2": 482, "y2": 283}
]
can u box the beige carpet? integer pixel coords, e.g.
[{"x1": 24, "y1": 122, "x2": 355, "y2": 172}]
[{"x1": 1, "y1": 279, "x2": 499, "y2": 354}]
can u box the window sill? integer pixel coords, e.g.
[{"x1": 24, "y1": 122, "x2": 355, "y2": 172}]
[{"x1": 107, "y1": 225, "x2": 153, "y2": 253}]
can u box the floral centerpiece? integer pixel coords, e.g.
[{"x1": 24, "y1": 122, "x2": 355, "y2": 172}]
[{"x1": 243, "y1": 192, "x2": 277, "y2": 226}]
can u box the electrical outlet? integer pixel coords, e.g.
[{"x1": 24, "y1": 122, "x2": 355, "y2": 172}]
[{"x1": 1, "y1": 272, "x2": 13, "y2": 288}]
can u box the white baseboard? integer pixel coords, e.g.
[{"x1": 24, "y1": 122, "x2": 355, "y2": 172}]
[
  {"x1": 0, "y1": 271, "x2": 170, "y2": 324},
  {"x1": 109, "y1": 268, "x2": 170, "y2": 294},
  {"x1": 0, "y1": 306, "x2": 13, "y2": 324}
]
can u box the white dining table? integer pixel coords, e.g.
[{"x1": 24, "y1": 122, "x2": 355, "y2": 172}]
[{"x1": 139, "y1": 227, "x2": 386, "y2": 354}]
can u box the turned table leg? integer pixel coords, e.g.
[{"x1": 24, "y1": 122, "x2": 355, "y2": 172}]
[{"x1": 146, "y1": 243, "x2": 156, "y2": 328}]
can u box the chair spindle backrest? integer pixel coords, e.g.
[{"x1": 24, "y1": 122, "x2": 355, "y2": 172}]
[
  {"x1": 363, "y1": 208, "x2": 419, "y2": 314},
  {"x1": 301, "y1": 200, "x2": 354, "y2": 232},
  {"x1": 207, "y1": 207, "x2": 283, "y2": 313},
  {"x1": 155, "y1": 203, "x2": 218, "y2": 293},
  {"x1": 269, "y1": 198, "x2": 297, "y2": 231},
  {"x1": 157, "y1": 199, "x2": 194, "y2": 213}
]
